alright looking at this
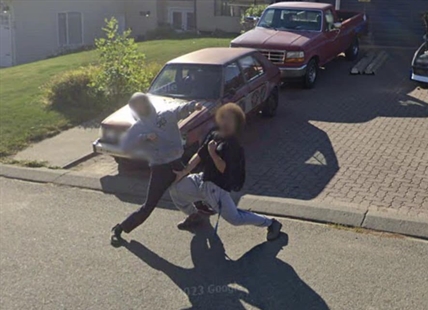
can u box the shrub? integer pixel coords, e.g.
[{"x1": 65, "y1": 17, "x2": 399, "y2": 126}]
[
  {"x1": 91, "y1": 17, "x2": 151, "y2": 98},
  {"x1": 42, "y1": 66, "x2": 105, "y2": 110},
  {"x1": 241, "y1": 4, "x2": 268, "y2": 32}
]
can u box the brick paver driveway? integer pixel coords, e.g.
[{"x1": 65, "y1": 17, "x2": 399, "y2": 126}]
[
  {"x1": 75, "y1": 49, "x2": 428, "y2": 219},
  {"x1": 241, "y1": 49, "x2": 428, "y2": 218}
]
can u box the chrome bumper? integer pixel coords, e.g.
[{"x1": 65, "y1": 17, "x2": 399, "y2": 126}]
[
  {"x1": 411, "y1": 73, "x2": 428, "y2": 84},
  {"x1": 93, "y1": 139, "x2": 132, "y2": 159},
  {"x1": 279, "y1": 64, "x2": 307, "y2": 79}
]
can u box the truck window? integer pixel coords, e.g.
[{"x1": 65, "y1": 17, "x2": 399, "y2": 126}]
[
  {"x1": 238, "y1": 55, "x2": 265, "y2": 82},
  {"x1": 224, "y1": 62, "x2": 245, "y2": 94},
  {"x1": 258, "y1": 8, "x2": 322, "y2": 32},
  {"x1": 325, "y1": 10, "x2": 335, "y2": 31}
]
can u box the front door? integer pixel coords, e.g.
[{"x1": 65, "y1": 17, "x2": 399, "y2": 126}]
[
  {"x1": 168, "y1": 8, "x2": 194, "y2": 31},
  {"x1": 321, "y1": 9, "x2": 342, "y2": 63},
  {"x1": 0, "y1": 12, "x2": 13, "y2": 67}
]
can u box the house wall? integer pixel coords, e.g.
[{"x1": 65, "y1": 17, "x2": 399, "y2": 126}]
[
  {"x1": 124, "y1": 0, "x2": 157, "y2": 40},
  {"x1": 197, "y1": 0, "x2": 241, "y2": 33},
  {"x1": 11, "y1": 0, "x2": 124, "y2": 65}
]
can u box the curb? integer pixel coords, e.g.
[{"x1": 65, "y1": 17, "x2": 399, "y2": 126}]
[{"x1": 1, "y1": 163, "x2": 427, "y2": 239}]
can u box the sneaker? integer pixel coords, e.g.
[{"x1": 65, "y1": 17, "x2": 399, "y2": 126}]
[
  {"x1": 267, "y1": 219, "x2": 282, "y2": 241},
  {"x1": 195, "y1": 201, "x2": 216, "y2": 216},
  {"x1": 177, "y1": 212, "x2": 204, "y2": 231},
  {"x1": 110, "y1": 224, "x2": 123, "y2": 246}
]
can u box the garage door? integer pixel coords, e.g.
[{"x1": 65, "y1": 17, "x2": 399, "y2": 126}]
[{"x1": 327, "y1": 0, "x2": 426, "y2": 47}]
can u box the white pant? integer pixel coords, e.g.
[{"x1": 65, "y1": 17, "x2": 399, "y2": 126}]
[{"x1": 169, "y1": 173, "x2": 272, "y2": 227}]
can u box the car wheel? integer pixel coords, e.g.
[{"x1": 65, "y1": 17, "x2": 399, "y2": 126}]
[
  {"x1": 345, "y1": 37, "x2": 359, "y2": 61},
  {"x1": 303, "y1": 58, "x2": 318, "y2": 89},
  {"x1": 262, "y1": 89, "x2": 279, "y2": 117}
]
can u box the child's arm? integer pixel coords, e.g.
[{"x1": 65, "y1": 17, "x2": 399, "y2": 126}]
[
  {"x1": 172, "y1": 101, "x2": 202, "y2": 121},
  {"x1": 120, "y1": 123, "x2": 155, "y2": 153}
]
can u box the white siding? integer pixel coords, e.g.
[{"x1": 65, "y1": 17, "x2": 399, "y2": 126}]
[{"x1": 12, "y1": 0, "x2": 124, "y2": 65}]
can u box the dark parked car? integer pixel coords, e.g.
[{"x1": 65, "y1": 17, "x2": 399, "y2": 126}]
[
  {"x1": 411, "y1": 41, "x2": 428, "y2": 85},
  {"x1": 93, "y1": 47, "x2": 281, "y2": 164}
]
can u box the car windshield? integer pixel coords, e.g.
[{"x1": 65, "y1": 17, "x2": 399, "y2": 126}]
[
  {"x1": 148, "y1": 64, "x2": 222, "y2": 99},
  {"x1": 258, "y1": 8, "x2": 322, "y2": 32}
]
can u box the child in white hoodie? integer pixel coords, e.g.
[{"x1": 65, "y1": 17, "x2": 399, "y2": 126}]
[{"x1": 111, "y1": 92, "x2": 201, "y2": 243}]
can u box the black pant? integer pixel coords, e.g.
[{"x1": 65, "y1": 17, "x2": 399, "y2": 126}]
[{"x1": 120, "y1": 159, "x2": 183, "y2": 233}]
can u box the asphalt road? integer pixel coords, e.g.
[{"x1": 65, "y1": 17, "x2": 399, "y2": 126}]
[{"x1": 1, "y1": 178, "x2": 427, "y2": 310}]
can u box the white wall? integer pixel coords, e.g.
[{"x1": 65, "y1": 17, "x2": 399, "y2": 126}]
[
  {"x1": 12, "y1": 0, "x2": 124, "y2": 65},
  {"x1": 124, "y1": 0, "x2": 157, "y2": 39},
  {"x1": 197, "y1": 0, "x2": 240, "y2": 33}
]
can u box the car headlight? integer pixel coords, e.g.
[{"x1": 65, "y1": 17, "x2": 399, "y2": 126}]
[
  {"x1": 286, "y1": 51, "x2": 305, "y2": 63},
  {"x1": 101, "y1": 127, "x2": 120, "y2": 143}
]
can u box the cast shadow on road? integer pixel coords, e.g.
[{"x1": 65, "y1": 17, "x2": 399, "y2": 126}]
[{"x1": 121, "y1": 221, "x2": 329, "y2": 310}]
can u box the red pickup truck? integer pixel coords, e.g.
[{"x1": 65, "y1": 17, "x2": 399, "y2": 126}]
[{"x1": 231, "y1": 2, "x2": 367, "y2": 88}]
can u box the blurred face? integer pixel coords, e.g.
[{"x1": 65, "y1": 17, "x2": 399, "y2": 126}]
[
  {"x1": 130, "y1": 98, "x2": 151, "y2": 117},
  {"x1": 217, "y1": 110, "x2": 237, "y2": 137}
]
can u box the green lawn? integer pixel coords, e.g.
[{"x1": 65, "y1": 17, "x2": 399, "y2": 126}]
[{"x1": 0, "y1": 38, "x2": 231, "y2": 157}]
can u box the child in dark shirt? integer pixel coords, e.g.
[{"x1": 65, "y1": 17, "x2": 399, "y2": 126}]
[{"x1": 170, "y1": 103, "x2": 282, "y2": 241}]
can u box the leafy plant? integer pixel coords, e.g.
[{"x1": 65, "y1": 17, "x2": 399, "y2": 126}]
[
  {"x1": 241, "y1": 4, "x2": 268, "y2": 32},
  {"x1": 91, "y1": 17, "x2": 152, "y2": 98},
  {"x1": 42, "y1": 66, "x2": 105, "y2": 110}
]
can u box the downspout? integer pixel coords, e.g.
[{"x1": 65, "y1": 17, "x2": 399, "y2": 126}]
[
  {"x1": 193, "y1": 0, "x2": 197, "y2": 32},
  {"x1": 335, "y1": 0, "x2": 341, "y2": 10}
]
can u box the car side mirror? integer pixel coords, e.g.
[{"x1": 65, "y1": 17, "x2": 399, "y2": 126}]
[
  {"x1": 226, "y1": 88, "x2": 236, "y2": 98},
  {"x1": 333, "y1": 22, "x2": 342, "y2": 29}
]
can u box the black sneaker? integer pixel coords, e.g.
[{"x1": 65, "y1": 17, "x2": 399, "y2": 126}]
[
  {"x1": 195, "y1": 201, "x2": 216, "y2": 216},
  {"x1": 177, "y1": 212, "x2": 204, "y2": 231},
  {"x1": 110, "y1": 224, "x2": 123, "y2": 246},
  {"x1": 267, "y1": 219, "x2": 282, "y2": 241}
]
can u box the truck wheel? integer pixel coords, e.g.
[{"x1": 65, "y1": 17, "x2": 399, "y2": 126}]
[
  {"x1": 345, "y1": 38, "x2": 359, "y2": 61},
  {"x1": 261, "y1": 88, "x2": 279, "y2": 117},
  {"x1": 303, "y1": 59, "x2": 318, "y2": 89}
]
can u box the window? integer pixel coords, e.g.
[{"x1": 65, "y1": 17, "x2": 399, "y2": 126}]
[
  {"x1": 238, "y1": 55, "x2": 264, "y2": 81},
  {"x1": 224, "y1": 62, "x2": 245, "y2": 94},
  {"x1": 214, "y1": 0, "x2": 264, "y2": 17},
  {"x1": 258, "y1": 8, "x2": 322, "y2": 32},
  {"x1": 149, "y1": 64, "x2": 222, "y2": 99},
  {"x1": 58, "y1": 12, "x2": 83, "y2": 46},
  {"x1": 324, "y1": 10, "x2": 335, "y2": 31}
]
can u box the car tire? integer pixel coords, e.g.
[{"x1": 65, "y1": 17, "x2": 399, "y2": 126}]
[
  {"x1": 345, "y1": 37, "x2": 359, "y2": 61},
  {"x1": 303, "y1": 58, "x2": 318, "y2": 89},
  {"x1": 261, "y1": 88, "x2": 279, "y2": 117}
]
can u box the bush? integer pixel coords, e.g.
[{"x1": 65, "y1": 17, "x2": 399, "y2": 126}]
[
  {"x1": 91, "y1": 17, "x2": 152, "y2": 98},
  {"x1": 241, "y1": 4, "x2": 268, "y2": 32},
  {"x1": 42, "y1": 66, "x2": 105, "y2": 110}
]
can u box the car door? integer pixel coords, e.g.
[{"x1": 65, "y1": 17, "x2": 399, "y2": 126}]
[
  {"x1": 237, "y1": 54, "x2": 268, "y2": 113},
  {"x1": 321, "y1": 9, "x2": 342, "y2": 63},
  {"x1": 223, "y1": 61, "x2": 249, "y2": 112}
]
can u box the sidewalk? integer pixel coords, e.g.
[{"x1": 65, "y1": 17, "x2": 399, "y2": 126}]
[{"x1": 13, "y1": 123, "x2": 99, "y2": 168}]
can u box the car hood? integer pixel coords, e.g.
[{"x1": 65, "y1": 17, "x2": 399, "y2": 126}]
[
  {"x1": 231, "y1": 27, "x2": 318, "y2": 50},
  {"x1": 101, "y1": 94, "x2": 218, "y2": 131}
]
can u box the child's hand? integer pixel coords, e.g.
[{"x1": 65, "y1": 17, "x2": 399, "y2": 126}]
[
  {"x1": 195, "y1": 103, "x2": 203, "y2": 111},
  {"x1": 147, "y1": 133, "x2": 157, "y2": 141},
  {"x1": 208, "y1": 140, "x2": 217, "y2": 155}
]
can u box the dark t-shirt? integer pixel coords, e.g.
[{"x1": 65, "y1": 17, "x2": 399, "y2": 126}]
[{"x1": 197, "y1": 131, "x2": 242, "y2": 192}]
